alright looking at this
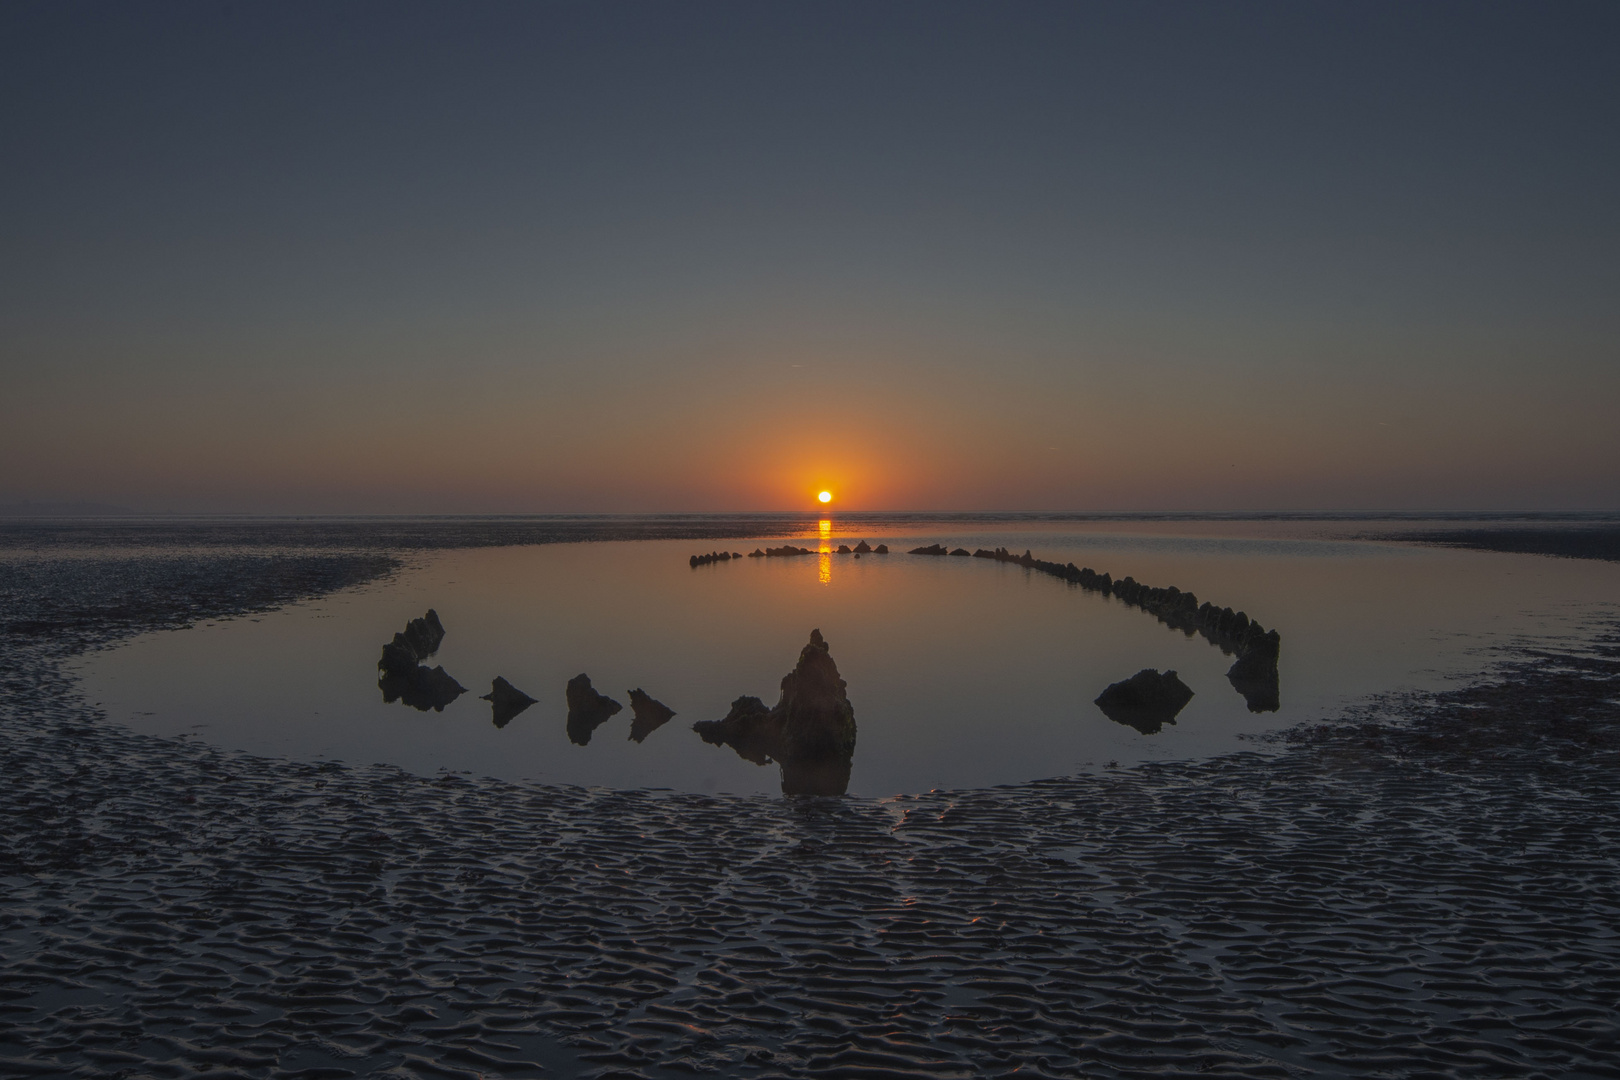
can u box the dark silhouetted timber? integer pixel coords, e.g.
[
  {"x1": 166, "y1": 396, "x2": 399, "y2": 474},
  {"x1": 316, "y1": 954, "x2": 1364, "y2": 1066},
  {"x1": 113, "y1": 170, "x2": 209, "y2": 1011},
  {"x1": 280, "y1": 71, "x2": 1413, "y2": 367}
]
[
  {"x1": 376, "y1": 609, "x2": 464, "y2": 712},
  {"x1": 694, "y1": 629, "x2": 858, "y2": 796},
  {"x1": 480, "y1": 676, "x2": 537, "y2": 729},
  {"x1": 627, "y1": 688, "x2": 676, "y2": 742},
  {"x1": 689, "y1": 550, "x2": 742, "y2": 567},
  {"x1": 684, "y1": 534, "x2": 1282, "y2": 711},
  {"x1": 1225, "y1": 645, "x2": 1280, "y2": 712},
  {"x1": 377, "y1": 608, "x2": 446, "y2": 675},
  {"x1": 1224, "y1": 663, "x2": 1276, "y2": 712},
  {"x1": 971, "y1": 546, "x2": 1282, "y2": 712},
  {"x1": 694, "y1": 695, "x2": 776, "y2": 765},
  {"x1": 776, "y1": 629, "x2": 858, "y2": 763},
  {"x1": 1095, "y1": 669, "x2": 1195, "y2": 734},
  {"x1": 565, "y1": 674, "x2": 622, "y2": 746}
]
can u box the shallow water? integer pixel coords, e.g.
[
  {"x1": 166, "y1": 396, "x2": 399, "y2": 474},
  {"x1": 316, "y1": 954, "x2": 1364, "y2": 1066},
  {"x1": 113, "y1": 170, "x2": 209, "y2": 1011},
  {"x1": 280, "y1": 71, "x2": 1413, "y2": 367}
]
[{"x1": 73, "y1": 518, "x2": 1620, "y2": 795}]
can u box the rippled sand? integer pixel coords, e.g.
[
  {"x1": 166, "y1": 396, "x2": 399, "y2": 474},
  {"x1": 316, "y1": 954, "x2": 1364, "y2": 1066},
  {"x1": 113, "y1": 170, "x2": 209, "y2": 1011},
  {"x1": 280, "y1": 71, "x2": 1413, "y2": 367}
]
[{"x1": 3, "y1": 545, "x2": 1618, "y2": 1078}]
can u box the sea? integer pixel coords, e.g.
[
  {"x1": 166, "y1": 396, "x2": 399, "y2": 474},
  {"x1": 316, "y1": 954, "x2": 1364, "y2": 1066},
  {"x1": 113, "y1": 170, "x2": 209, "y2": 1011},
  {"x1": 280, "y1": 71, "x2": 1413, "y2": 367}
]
[{"x1": 68, "y1": 513, "x2": 1620, "y2": 796}]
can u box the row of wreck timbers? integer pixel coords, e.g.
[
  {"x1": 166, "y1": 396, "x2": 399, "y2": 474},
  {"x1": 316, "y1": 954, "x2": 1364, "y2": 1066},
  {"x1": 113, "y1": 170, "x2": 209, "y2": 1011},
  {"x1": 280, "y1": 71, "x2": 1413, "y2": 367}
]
[
  {"x1": 374, "y1": 543, "x2": 1282, "y2": 796},
  {"x1": 912, "y1": 544, "x2": 1283, "y2": 716},
  {"x1": 694, "y1": 541, "x2": 1283, "y2": 718}
]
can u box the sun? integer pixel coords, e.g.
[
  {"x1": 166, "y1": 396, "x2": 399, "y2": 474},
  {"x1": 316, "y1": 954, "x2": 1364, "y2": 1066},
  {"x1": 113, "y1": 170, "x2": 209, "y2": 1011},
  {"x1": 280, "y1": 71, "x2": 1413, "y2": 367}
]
[{"x1": 817, "y1": 490, "x2": 832, "y2": 504}]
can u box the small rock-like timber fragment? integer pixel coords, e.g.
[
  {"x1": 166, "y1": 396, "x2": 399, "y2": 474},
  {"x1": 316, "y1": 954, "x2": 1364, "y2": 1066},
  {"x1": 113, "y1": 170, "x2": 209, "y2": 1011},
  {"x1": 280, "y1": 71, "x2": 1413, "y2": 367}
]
[
  {"x1": 481, "y1": 676, "x2": 538, "y2": 729},
  {"x1": 627, "y1": 688, "x2": 677, "y2": 742},
  {"x1": 1227, "y1": 631, "x2": 1282, "y2": 713},
  {"x1": 565, "y1": 674, "x2": 623, "y2": 746},
  {"x1": 378, "y1": 609, "x2": 447, "y2": 674},
  {"x1": 376, "y1": 610, "x2": 462, "y2": 712},
  {"x1": 1094, "y1": 669, "x2": 1195, "y2": 735},
  {"x1": 693, "y1": 695, "x2": 776, "y2": 765}
]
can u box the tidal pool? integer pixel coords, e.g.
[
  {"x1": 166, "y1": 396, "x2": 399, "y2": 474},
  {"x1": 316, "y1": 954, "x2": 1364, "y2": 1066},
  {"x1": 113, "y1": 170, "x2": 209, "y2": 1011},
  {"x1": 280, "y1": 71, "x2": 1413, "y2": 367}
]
[{"x1": 73, "y1": 518, "x2": 1620, "y2": 795}]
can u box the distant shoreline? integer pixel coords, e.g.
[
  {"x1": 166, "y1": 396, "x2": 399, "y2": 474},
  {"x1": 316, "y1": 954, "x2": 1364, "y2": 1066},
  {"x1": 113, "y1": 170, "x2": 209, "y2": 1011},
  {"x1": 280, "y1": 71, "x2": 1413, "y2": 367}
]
[
  {"x1": 4, "y1": 508, "x2": 1618, "y2": 522},
  {"x1": 10, "y1": 514, "x2": 1620, "y2": 569},
  {"x1": 1389, "y1": 526, "x2": 1620, "y2": 563}
]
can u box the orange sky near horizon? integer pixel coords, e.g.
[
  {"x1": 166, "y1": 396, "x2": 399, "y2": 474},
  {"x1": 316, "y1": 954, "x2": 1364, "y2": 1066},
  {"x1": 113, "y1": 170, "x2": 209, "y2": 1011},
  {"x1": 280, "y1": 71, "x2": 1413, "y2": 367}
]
[
  {"x1": 4, "y1": 6, "x2": 1619, "y2": 514},
  {"x1": 8, "y1": 337, "x2": 1616, "y2": 513}
]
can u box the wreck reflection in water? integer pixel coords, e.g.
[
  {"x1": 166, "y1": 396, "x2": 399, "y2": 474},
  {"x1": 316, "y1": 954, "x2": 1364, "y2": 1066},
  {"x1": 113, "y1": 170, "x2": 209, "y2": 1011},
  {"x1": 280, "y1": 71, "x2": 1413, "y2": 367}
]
[
  {"x1": 375, "y1": 609, "x2": 466, "y2": 712},
  {"x1": 1094, "y1": 668, "x2": 1195, "y2": 734},
  {"x1": 374, "y1": 609, "x2": 855, "y2": 793},
  {"x1": 87, "y1": 521, "x2": 1620, "y2": 796},
  {"x1": 368, "y1": 541, "x2": 1292, "y2": 796},
  {"x1": 694, "y1": 628, "x2": 858, "y2": 796}
]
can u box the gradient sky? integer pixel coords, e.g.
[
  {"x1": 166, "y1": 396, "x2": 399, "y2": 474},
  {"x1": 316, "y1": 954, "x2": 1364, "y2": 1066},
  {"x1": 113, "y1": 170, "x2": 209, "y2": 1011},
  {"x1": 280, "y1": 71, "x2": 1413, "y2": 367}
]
[{"x1": 3, "y1": 1, "x2": 1617, "y2": 513}]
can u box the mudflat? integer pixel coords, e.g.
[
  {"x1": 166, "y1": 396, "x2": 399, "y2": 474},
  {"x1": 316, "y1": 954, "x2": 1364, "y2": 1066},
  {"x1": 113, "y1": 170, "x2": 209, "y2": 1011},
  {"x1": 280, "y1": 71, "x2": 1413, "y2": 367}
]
[
  {"x1": 1394, "y1": 524, "x2": 1620, "y2": 562},
  {"x1": 3, "y1": 529, "x2": 1618, "y2": 1077}
]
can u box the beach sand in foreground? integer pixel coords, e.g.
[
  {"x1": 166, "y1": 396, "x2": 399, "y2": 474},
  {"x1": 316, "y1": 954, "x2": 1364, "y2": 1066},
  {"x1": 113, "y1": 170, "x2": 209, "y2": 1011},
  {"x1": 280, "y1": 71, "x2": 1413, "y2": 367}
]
[{"x1": 3, "y1": 534, "x2": 1617, "y2": 1078}]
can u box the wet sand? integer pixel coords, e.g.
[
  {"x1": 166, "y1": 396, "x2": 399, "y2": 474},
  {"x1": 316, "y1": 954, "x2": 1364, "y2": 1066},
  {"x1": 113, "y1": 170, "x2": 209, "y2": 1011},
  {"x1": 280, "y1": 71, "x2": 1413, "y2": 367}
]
[
  {"x1": 0, "y1": 515, "x2": 828, "y2": 555},
  {"x1": 4, "y1": 540, "x2": 1619, "y2": 1077},
  {"x1": 1392, "y1": 525, "x2": 1620, "y2": 563}
]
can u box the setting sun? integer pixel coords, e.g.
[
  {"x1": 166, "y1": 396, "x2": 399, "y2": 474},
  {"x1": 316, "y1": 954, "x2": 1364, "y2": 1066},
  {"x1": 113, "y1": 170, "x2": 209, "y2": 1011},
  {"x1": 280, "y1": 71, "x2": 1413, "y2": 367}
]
[{"x1": 818, "y1": 490, "x2": 832, "y2": 504}]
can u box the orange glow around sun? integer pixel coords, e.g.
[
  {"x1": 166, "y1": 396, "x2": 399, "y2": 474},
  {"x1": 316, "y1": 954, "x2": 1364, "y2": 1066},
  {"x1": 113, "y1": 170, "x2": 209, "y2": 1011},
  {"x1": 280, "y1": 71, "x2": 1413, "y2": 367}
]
[{"x1": 818, "y1": 490, "x2": 832, "y2": 503}]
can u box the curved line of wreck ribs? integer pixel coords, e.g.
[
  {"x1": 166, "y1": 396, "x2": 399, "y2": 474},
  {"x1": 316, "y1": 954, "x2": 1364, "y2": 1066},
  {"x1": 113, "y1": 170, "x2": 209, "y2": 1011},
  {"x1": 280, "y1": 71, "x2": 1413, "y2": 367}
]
[{"x1": 970, "y1": 546, "x2": 1281, "y2": 664}]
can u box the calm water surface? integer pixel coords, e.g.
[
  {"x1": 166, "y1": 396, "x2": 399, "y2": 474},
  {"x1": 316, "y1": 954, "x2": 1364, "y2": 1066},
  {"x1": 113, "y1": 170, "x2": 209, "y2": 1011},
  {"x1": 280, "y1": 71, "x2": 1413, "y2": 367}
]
[{"x1": 74, "y1": 519, "x2": 1620, "y2": 795}]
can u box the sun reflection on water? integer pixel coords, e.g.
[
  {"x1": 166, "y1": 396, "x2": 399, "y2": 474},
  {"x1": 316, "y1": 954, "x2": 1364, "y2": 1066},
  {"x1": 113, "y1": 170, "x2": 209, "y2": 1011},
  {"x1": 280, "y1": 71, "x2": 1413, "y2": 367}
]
[{"x1": 819, "y1": 519, "x2": 832, "y2": 584}]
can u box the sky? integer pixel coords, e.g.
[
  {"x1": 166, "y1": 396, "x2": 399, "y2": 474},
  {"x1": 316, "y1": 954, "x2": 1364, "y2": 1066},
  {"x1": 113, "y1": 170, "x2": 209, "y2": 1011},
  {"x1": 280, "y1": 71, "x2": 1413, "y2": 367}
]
[{"x1": 2, "y1": 1, "x2": 1617, "y2": 514}]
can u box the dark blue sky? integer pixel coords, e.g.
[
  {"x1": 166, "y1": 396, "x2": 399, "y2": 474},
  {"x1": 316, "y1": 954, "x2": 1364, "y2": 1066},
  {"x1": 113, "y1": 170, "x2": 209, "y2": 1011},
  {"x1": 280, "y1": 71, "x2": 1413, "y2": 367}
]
[{"x1": 3, "y1": 2, "x2": 1617, "y2": 512}]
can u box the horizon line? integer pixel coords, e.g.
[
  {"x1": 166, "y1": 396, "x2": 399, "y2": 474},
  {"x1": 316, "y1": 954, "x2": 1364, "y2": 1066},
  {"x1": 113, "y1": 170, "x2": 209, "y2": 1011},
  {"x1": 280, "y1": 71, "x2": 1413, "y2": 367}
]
[{"x1": 3, "y1": 508, "x2": 1620, "y2": 521}]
